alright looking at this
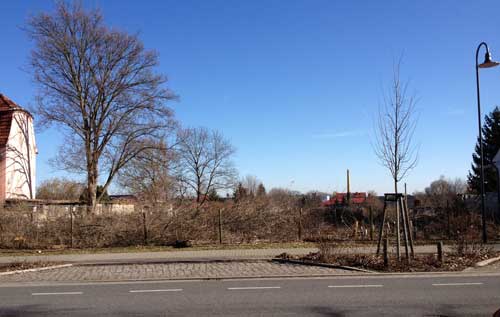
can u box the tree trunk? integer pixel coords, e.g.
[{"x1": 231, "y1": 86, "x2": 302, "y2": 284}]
[{"x1": 87, "y1": 161, "x2": 98, "y2": 214}]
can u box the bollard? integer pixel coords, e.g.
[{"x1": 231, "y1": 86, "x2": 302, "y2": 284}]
[
  {"x1": 437, "y1": 241, "x2": 444, "y2": 263},
  {"x1": 383, "y1": 238, "x2": 389, "y2": 268}
]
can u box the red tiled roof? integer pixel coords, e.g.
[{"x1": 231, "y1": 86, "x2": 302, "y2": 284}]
[
  {"x1": 0, "y1": 94, "x2": 23, "y2": 111},
  {"x1": 0, "y1": 94, "x2": 31, "y2": 146},
  {"x1": 321, "y1": 192, "x2": 367, "y2": 206}
]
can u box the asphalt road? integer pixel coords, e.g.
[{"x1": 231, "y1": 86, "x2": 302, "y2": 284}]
[{"x1": 1, "y1": 273, "x2": 500, "y2": 316}]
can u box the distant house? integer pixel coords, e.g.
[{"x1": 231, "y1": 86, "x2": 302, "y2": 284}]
[
  {"x1": 321, "y1": 192, "x2": 367, "y2": 207},
  {"x1": 0, "y1": 94, "x2": 37, "y2": 201}
]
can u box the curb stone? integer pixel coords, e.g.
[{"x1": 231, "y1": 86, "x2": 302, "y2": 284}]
[
  {"x1": 76, "y1": 259, "x2": 270, "y2": 266},
  {"x1": 271, "y1": 258, "x2": 377, "y2": 273},
  {"x1": 474, "y1": 255, "x2": 500, "y2": 267},
  {"x1": 0, "y1": 264, "x2": 73, "y2": 276}
]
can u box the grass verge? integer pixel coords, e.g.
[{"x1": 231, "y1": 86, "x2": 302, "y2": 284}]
[{"x1": 0, "y1": 241, "x2": 316, "y2": 257}]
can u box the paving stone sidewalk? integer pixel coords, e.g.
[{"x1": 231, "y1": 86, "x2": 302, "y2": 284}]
[
  {"x1": 2, "y1": 244, "x2": 487, "y2": 265},
  {"x1": 0, "y1": 261, "x2": 353, "y2": 283},
  {"x1": 0, "y1": 248, "x2": 318, "y2": 264}
]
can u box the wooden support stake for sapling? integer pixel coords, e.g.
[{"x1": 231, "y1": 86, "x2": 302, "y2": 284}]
[
  {"x1": 376, "y1": 199, "x2": 388, "y2": 255},
  {"x1": 400, "y1": 197, "x2": 410, "y2": 263},
  {"x1": 383, "y1": 237, "x2": 389, "y2": 268}
]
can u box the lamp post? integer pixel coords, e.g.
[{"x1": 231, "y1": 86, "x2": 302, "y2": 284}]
[{"x1": 475, "y1": 42, "x2": 499, "y2": 243}]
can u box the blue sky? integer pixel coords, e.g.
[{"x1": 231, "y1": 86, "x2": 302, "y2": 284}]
[{"x1": 1, "y1": 0, "x2": 500, "y2": 195}]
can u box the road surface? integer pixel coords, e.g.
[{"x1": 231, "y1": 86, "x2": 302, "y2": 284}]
[{"x1": 1, "y1": 273, "x2": 500, "y2": 316}]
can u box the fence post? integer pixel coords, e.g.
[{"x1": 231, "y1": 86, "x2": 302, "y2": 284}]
[
  {"x1": 383, "y1": 237, "x2": 389, "y2": 268},
  {"x1": 437, "y1": 241, "x2": 444, "y2": 263},
  {"x1": 70, "y1": 206, "x2": 74, "y2": 248},
  {"x1": 298, "y1": 207, "x2": 303, "y2": 241},
  {"x1": 369, "y1": 207, "x2": 374, "y2": 241},
  {"x1": 446, "y1": 200, "x2": 451, "y2": 239},
  {"x1": 142, "y1": 209, "x2": 148, "y2": 245},
  {"x1": 218, "y1": 208, "x2": 223, "y2": 244}
]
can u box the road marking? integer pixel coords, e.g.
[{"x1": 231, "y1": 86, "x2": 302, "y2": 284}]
[
  {"x1": 129, "y1": 289, "x2": 183, "y2": 293},
  {"x1": 227, "y1": 286, "x2": 281, "y2": 290},
  {"x1": 32, "y1": 292, "x2": 83, "y2": 296},
  {"x1": 328, "y1": 284, "x2": 384, "y2": 288},
  {"x1": 432, "y1": 282, "x2": 483, "y2": 286}
]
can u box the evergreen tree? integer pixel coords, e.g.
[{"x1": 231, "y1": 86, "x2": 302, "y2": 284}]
[{"x1": 468, "y1": 106, "x2": 500, "y2": 193}]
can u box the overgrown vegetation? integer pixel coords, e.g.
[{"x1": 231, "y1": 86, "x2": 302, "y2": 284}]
[{"x1": 278, "y1": 239, "x2": 497, "y2": 272}]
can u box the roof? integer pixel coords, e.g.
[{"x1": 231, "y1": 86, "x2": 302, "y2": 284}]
[
  {"x1": 0, "y1": 94, "x2": 32, "y2": 146},
  {"x1": 109, "y1": 195, "x2": 139, "y2": 202},
  {"x1": 321, "y1": 192, "x2": 367, "y2": 206},
  {"x1": 0, "y1": 94, "x2": 23, "y2": 111}
]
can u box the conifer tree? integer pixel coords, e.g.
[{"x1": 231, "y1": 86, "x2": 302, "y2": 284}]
[{"x1": 468, "y1": 107, "x2": 500, "y2": 193}]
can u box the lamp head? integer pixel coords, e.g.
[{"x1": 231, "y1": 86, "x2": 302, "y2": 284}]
[{"x1": 479, "y1": 51, "x2": 500, "y2": 68}]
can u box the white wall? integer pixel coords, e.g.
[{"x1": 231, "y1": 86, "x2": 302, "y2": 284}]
[{"x1": 5, "y1": 111, "x2": 37, "y2": 199}]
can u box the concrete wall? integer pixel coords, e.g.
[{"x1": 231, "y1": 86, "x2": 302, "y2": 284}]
[{"x1": 4, "y1": 201, "x2": 138, "y2": 221}]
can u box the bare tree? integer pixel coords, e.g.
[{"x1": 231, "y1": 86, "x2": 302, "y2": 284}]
[
  {"x1": 421, "y1": 176, "x2": 467, "y2": 209},
  {"x1": 374, "y1": 61, "x2": 419, "y2": 193},
  {"x1": 373, "y1": 60, "x2": 419, "y2": 260},
  {"x1": 26, "y1": 3, "x2": 176, "y2": 212},
  {"x1": 118, "y1": 139, "x2": 176, "y2": 204},
  {"x1": 240, "y1": 175, "x2": 262, "y2": 197},
  {"x1": 5, "y1": 111, "x2": 36, "y2": 199},
  {"x1": 36, "y1": 177, "x2": 84, "y2": 200},
  {"x1": 175, "y1": 127, "x2": 237, "y2": 205}
]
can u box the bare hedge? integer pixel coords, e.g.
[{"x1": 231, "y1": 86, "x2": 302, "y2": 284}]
[
  {"x1": 1, "y1": 196, "x2": 495, "y2": 249},
  {"x1": 0, "y1": 199, "x2": 338, "y2": 249}
]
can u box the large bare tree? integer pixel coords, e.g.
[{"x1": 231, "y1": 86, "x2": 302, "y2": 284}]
[
  {"x1": 373, "y1": 61, "x2": 419, "y2": 259},
  {"x1": 175, "y1": 127, "x2": 237, "y2": 205},
  {"x1": 26, "y1": 3, "x2": 176, "y2": 212}
]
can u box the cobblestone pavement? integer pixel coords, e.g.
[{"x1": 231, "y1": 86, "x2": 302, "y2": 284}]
[{"x1": 0, "y1": 261, "x2": 353, "y2": 283}]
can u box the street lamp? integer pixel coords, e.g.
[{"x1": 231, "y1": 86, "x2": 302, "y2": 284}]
[{"x1": 475, "y1": 42, "x2": 499, "y2": 243}]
